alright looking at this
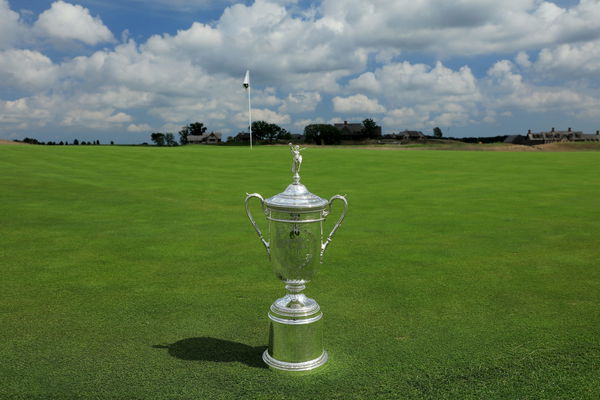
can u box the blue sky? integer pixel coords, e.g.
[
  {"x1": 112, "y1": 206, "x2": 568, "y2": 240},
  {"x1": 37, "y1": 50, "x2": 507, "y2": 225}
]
[{"x1": 1, "y1": 0, "x2": 600, "y2": 143}]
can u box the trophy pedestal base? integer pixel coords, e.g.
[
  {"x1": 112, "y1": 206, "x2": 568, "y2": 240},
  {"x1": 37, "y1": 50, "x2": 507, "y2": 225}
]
[
  {"x1": 263, "y1": 349, "x2": 328, "y2": 372},
  {"x1": 264, "y1": 296, "x2": 327, "y2": 372}
]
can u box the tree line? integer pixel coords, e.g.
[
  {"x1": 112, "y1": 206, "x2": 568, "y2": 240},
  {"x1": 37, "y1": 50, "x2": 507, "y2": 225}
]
[
  {"x1": 150, "y1": 119, "x2": 388, "y2": 146},
  {"x1": 233, "y1": 118, "x2": 382, "y2": 145},
  {"x1": 15, "y1": 119, "x2": 429, "y2": 147},
  {"x1": 150, "y1": 121, "x2": 293, "y2": 146},
  {"x1": 16, "y1": 138, "x2": 114, "y2": 145}
]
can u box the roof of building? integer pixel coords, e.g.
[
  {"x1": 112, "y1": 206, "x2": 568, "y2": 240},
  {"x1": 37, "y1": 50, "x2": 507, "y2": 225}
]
[
  {"x1": 188, "y1": 132, "x2": 222, "y2": 140},
  {"x1": 333, "y1": 122, "x2": 363, "y2": 134},
  {"x1": 400, "y1": 130, "x2": 425, "y2": 137}
]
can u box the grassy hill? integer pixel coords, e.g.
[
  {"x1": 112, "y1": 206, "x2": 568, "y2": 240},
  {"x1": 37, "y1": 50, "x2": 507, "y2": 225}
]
[{"x1": 1, "y1": 145, "x2": 599, "y2": 399}]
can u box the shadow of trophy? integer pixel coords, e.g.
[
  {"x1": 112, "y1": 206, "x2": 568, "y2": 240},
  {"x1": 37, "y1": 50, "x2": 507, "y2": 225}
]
[{"x1": 153, "y1": 337, "x2": 267, "y2": 369}]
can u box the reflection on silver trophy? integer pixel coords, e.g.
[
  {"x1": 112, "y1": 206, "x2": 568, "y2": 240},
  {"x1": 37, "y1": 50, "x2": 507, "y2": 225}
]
[{"x1": 245, "y1": 144, "x2": 348, "y2": 371}]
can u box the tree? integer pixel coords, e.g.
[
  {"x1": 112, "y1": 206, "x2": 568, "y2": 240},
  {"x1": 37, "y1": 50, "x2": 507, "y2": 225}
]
[
  {"x1": 251, "y1": 121, "x2": 269, "y2": 142},
  {"x1": 179, "y1": 122, "x2": 207, "y2": 145},
  {"x1": 433, "y1": 127, "x2": 443, "y2": 138},
  {"x1": 22, "y1": 137, "x2": 40, "y2": 144},
  {"x1": 251, "y1": 120, "x2": 290, "y2": 143},
  {"x1": 278, "y1": 130, "x2": 291, "y2": 141},
  {"x1": 304, "y1": 124, "x2": 341, "y2": 145},
  {"x1": 361, "y1": 118, "x2": 381, "y2": 139},
  {"x1": 165, "y1": 133, "x2": 177, "y2": 146},
  {"x1": 150, "y1": 132, "x2": 166, "y2": 146},
  {"x1": 73, "y1": 139, "x2": 79, "y2": 145},
  {"x1": 178, "y1": 128, "x2": 189, "y2": 145},
  {"x1": 110, "y1": 141, "x2": 114, "y2": 145},
  {"x1": 304, "y1": 125, "x2": 319, "y2": 144},
  {"x1": 188, "y1": 122, "x2": 207, "y2": 136}
]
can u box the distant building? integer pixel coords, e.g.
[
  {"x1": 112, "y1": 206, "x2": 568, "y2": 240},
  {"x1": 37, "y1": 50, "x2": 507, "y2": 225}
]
[
  {"x1": 504, "y1": 128, "x2": 600, "y2": 145},
  {"x1": 527, "y1": 127, "x2": 599, "y2": 143},
  {"x1": 399, "y1": 130, "x2": 425, "y2": 141},
  {"x1": 333, "y1": 121, "x2": 382, "y2": 140},
  {"x1": 334, "y1": 121, "x2": 363, "y2": 139},
  {"x1": 188, "y1": 132, "x2": 222, "y2": 144}
]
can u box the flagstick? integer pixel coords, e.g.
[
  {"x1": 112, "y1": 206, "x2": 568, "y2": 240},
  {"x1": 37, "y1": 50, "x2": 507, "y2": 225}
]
[{"x1": 247, "y1": 84, "x2": 253, "y2": 150}]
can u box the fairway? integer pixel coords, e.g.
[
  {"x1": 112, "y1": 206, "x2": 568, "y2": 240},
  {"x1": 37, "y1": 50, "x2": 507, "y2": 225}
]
[{"x1": 1, "y1": 145, "x2": 599, "y2": 399}]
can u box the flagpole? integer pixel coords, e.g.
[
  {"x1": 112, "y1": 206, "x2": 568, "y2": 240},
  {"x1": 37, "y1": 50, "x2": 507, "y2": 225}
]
[
  {"x1": 243, "y1": 70, "x2": 252, "y2": 150},
  {"x1": 248, "y1": 83, "x2": 252, "y2": 150}
]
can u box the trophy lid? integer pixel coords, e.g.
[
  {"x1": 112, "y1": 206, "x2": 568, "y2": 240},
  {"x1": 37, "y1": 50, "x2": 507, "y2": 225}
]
[
  {"x1": 265, "y1": 182, "x2": 328, "y2": 211},
  {"x1": 264, "y1": 144, "x2": 328, "y2": 211}
]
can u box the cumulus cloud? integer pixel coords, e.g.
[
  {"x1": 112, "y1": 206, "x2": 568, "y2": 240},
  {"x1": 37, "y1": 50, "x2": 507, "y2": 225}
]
[
  {"x1": 0, "y1": 49, "x2": 58, "y2": 92},
  {"x1": 320, "y1": 0, "x2": 600, "y2": 56},
  {"x1": 34, "y1": 1, "x2": 115, "y2": 45},
  {"x1": 484, "y1": 59, "x2": 600, "y2": 117},
  {"x1": 515, "y1": 51, "x2": 532, "y2": 68},
  {"x1": 373, "y1": 62, "x2": 479, "y2": 104},
  {"x1": 0, "y1": 0, "x2": 27, "y2": 49},
  {"x1": 346, "y1": 61, "x2": 481, "y2": 130},
  {"x1": 252, "y1": 87, "x2": 284, "y2": 108},
  {"x1": 279, "y1": 92, "x2": 321, "y2": 113},
  {"x1": 382, "y1": 107, "x2": 426, "y2": 130},
  {"x1": 246, "y1": 108, "x2": 291, "y2": 124},
  {"x1": 0, "y1": 97, "x2": 49, "y2": 128},
  {"x1": 333, "y1": 94, "x2": 386, "y2": 114},
  {"x1": 136, "y1": 0, "x2": 361, "y2": 96},
  {"x1": 62, "y1": 109, "x2": 133, "y2": 128},
  {"x1": 348, "y1": 72, "x2": 380, "y2": 93},
  {"x1": 533, "y1": 40, "x2": 600, "y2": 79},
  {"x1": 127, "y1": 123, "x2": 151, "y2": 132},
  {"x1": 77, "y1": 87, "x2": 156, "y2": 110}
]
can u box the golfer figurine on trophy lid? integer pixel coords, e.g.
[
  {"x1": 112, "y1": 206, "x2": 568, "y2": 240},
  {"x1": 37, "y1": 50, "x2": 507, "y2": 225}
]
[{"x1": 245, "y1": 144, "x2": 348, "y2": 372}]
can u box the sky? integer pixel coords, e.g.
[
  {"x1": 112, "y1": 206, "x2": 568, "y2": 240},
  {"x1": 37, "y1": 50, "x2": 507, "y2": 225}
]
[{"x1": 1, "y1": 0, "x2": 600, "y2": 143}]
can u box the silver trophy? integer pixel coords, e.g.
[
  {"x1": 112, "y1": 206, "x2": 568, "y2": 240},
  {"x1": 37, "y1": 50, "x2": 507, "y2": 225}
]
[{"x1": 245, "y1": 144, "x2": 348, "y2": 371}]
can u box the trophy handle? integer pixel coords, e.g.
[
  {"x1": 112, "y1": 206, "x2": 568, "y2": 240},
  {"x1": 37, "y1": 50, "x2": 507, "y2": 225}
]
[
  {"x1": 245, "y1": 193, "x2": 270, "y2": 255},
  {"x1": 320, "y1": 194, "x2": 348, "y2": 262}
]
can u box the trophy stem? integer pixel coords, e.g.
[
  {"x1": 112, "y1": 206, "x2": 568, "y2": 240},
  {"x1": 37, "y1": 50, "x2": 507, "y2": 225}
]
[
  {"x1": 282, "y1": 281, "x2": 310, "y2": 309},
  {"x1": 285, "y1": 281, "x2": 305, "y2": 293}
]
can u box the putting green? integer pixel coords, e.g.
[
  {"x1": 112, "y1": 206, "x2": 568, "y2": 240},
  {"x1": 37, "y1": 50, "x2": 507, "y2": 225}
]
[{"x1": 1, "y1": 145, "x2": 599, "y2": 399}]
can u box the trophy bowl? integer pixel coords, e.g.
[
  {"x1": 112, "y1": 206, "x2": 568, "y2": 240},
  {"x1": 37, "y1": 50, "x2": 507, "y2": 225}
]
[{"x1": 245, "y1": 144, "x2": 347, "y2": 371}]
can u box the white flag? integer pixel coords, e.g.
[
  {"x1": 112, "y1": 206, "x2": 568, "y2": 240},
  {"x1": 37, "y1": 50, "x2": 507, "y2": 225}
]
[{"x1": 243, "y1": 70, "x2": 250, "y2": 89}]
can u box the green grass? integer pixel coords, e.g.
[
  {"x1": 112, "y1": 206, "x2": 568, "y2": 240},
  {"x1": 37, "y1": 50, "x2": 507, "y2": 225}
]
[{"x1": 1, "y1": 145, "x2": 599, "y2": 399}]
